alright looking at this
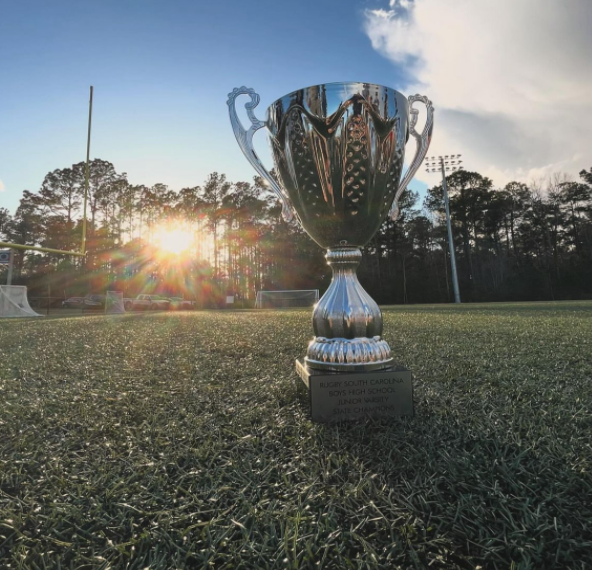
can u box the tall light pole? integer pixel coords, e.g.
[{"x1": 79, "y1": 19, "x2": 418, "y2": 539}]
[{"x1": 425, "y1": 155, "x2": 462, "y2": 304}]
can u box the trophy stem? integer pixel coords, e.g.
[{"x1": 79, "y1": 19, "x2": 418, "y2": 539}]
[{"x1": 305, "y1": 247, "x2": 394, "y2": 372}]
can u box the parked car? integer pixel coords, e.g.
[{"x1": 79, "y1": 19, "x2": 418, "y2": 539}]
[
  {"x1": 168, "y1": 297, "x2": 195, "y2": 310},
  {"x1": 129, "y1": 294, "x2": 170, "y2": 311},
  {"x1": 62, "y1": 297, "x2": 85, "y2": 308},
  {"x1": 83, "y1": 294, "x2": 106, "y2": 311},
  {"x1": 29, "y1": 296, "x2": 67, "y2": 309}
]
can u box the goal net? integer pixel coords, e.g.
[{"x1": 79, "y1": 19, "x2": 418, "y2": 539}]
[
  {"x1": 105, "y1": 291, "x2": 125, "y2": 314},
  {"x1": 0, "y1": 285, "x2": 42, "y2": 318},
  {"x1": 255, "y1": 289, "x2": 319, "y2": 309}
]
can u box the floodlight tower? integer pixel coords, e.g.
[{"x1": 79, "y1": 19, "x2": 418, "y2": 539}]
[{"x1": 425, "y1": 155, "x2": 462, "y2": 304}]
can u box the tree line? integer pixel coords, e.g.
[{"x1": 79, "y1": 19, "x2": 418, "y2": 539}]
[{"x1": 1, "y1": 159, "x2": 591, "y2": 305}]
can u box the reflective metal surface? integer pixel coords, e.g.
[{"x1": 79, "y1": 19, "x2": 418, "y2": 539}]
[
  {"x1": 227, "y1": 87, "x2": 295, "y2": 223},
  {"x1": 390, "y1": 93, "x2": 434, "y2": 220},
  {"x1": 228, "y1": 82, "x2": 433, "y2": 371},
  {"x1": 306, "y1": 247, "x2": 393, "y2": 371}
]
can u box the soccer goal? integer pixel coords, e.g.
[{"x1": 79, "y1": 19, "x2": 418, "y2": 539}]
[
  {"x1": 105, "y1": 291, "x2": 125, "y2": 314},
  {"x1": 255, "y1": 289, "x2": 319, "y2": 309},
  {"x1": 0, "y1": 285, "x2": 42, "y2": 318}
]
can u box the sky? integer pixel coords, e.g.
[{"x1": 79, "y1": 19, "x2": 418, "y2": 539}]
[{"x1": 1, "y1": 0, "x2": 590, "y2": 215}]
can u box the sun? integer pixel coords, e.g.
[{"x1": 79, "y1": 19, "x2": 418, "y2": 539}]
[{"x1": 153, "y1": 226, "x2": 193, "y2": 255}]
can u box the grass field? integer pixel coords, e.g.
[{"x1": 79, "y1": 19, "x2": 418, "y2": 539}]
[{"x1": 1, "y1": 302, "x2": 591, "y2": 569}]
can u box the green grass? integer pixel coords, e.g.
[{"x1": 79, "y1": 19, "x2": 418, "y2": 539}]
[{"x1": 1, "y1": 302, "x2": 591, "y2": 569}]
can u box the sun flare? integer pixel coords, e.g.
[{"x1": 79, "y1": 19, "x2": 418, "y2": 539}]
[{"x1": 153, "y1": 226, "x2": 193, "y2": 255}]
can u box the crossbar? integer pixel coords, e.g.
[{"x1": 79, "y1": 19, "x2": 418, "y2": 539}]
[{"x1": 0, "y1": 241, "x2": 86, "y2": 257}]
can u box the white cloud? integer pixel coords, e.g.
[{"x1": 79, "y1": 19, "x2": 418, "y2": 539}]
[
  {"x1": 0, "y1": 179, "x2": 4, "y2": 192},
  {"x1": 364, "y1": 0, "x2": 592, "y2": 187}
]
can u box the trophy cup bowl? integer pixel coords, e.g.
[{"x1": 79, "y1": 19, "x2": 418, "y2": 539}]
[{"x1": 228, "y1": 82, "x2": 433, "y2": 373}]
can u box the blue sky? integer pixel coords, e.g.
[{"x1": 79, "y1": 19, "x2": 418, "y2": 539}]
[
  {"x1": 0, "y1": 0, "x2": 426, "y2": 214},
  {"x1": 5, "y1": 1, "x2": 588, "y2": 215}
]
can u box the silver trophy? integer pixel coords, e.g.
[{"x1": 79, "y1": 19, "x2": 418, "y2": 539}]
[{"x1": 228, "y1": 82, "x2": 433, "y2": 375}]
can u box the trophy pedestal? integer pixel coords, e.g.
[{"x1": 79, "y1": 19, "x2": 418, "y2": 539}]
[{"x1": 296, "y1": 359, "x2": 413, "y2": 423}]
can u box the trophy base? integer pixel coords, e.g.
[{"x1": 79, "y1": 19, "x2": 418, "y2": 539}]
[
  {"x1": 296, "y1": 358, "x2": 413, "y2": 423},
  {"x1": 306, "y1": 336, "x2": 394, "y2": 372}
]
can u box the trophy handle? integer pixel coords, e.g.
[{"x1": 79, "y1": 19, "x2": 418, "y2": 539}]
[
  {"x1": 227, "y1": 86, "x2": 294, "y2": 222},
  {"x1": 389, "y1": 94, "x2": 434, "y2": 220}
]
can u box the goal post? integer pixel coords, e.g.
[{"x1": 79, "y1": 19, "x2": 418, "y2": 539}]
[
  {"x1": 0, "y1": 242, "x2": 86, "y2": 257},
  {"x1": 255, "y1": 289, "x2": 319, "y2": 309},
  {"x1": 0, "y1": 86, "x2": 93, "y2": 258}
]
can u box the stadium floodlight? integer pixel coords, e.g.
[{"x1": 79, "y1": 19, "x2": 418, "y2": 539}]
[
  {"x1": 424, "y1": 154, "x2": 463, "y2": 304},
  {"x1": 255, "y1": 290, "x2": 319, "y2": 309},
  {"x1": 0, "y1": 86, "x2": 93, "y2": 258}
]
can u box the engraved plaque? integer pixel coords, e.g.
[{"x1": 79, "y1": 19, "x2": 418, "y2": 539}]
[{"x1": 296, "y1": 359, "x2": 413, "y2": 422}]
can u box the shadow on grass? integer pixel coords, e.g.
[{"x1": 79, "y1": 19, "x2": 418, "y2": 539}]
[{"x1": 292, "y1": 345, "x2": 592, "y2": 570}]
